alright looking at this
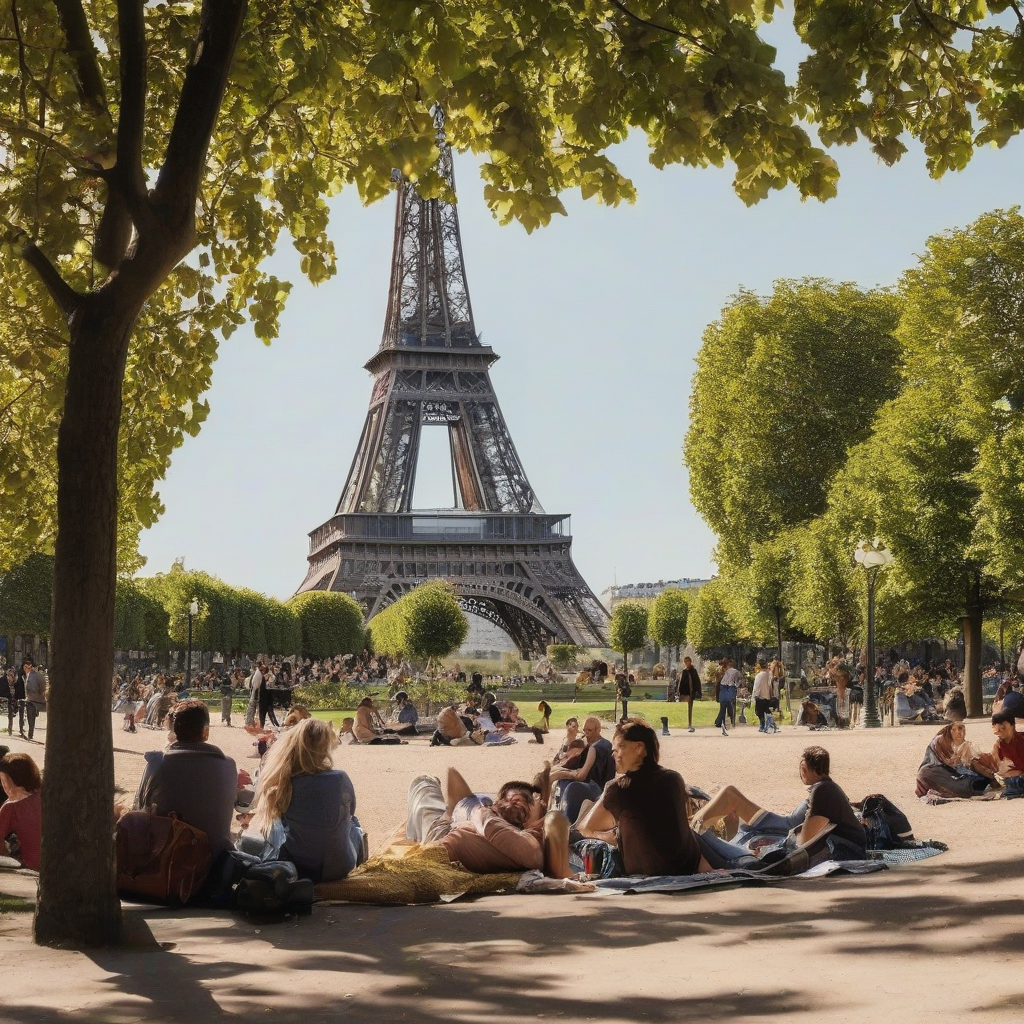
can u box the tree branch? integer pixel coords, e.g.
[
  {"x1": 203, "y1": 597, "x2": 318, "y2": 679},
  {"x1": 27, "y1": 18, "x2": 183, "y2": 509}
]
[
  {"x1": 0, "y1": 115, "x2": 105, "y2": 174},
  {"x1": 606, "y1": 0, "x2": 715, "y2": 56},
  {"x1": 1007, "y1": 0, "x2": 1024, "y2": 29},
  {"x1": 116, "y1": 0, "x2": 148, "y2": 203},
  {"x1": 152, "y1": 0, "x2": 248, "y2": 240},
  {"x1": 51, "y1": 0, "x2": 109, "y2": 116},
  {"x1": 16, "y1": 236, "x2": 82, "y2": 319}
]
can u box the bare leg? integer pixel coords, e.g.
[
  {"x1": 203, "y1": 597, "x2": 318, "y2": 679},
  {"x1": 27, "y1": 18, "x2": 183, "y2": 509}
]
[
  {"x1": 690, "y1": 784, "x2": 764, "y2": 833},
  {"x1": 532, "y1": 761, "x2": 552, "y2": 813},
  {"x1": 543, "y1": 810, "x2": 572, "y2": 878},
  {"x1": 445, "y1": 767, "x2": 474, "y2": 816}
]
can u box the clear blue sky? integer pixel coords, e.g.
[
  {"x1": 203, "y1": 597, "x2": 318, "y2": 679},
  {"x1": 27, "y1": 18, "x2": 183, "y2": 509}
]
[{"x1": 138, "y1": 26, "x2": 1024, "y2": 602}]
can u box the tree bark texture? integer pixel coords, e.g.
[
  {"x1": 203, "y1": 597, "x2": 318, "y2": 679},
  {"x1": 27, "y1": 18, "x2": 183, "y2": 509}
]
[
  {"x1": 963, "y1": 603, "x2": 985, "y2": 719},
  {"x1": 34, "y1": 297, "x2": 137, "y2": 946}
]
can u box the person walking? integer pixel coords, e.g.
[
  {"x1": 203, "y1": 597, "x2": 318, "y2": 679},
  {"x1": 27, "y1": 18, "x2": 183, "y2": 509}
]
[
  {"x1": 752, "y1": 660, "x2": 773, "y2": 732},
  {"x1": 245, "y1": 661, "x2": 264, "y2": 728},
  {"x1": 715, "y1": 658, "x2": 743, "y2": 737},
  {"x1": 1, "y1": 668, "x2": 20, "y2": 736},
  {"x1": 219, "y1": 673, "x2": 235, "y2": 726},
  {"x1": 678, "y1": 656, "x2": 702, "y2": 733},
  {"x1": 20, "y1": 659, "x2": 46, "y2": 740}
]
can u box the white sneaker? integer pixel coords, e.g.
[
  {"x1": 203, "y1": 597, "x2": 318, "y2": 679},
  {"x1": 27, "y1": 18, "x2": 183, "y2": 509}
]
[
  {"x1": 721, "y1": 724, "x2": 729, "y2": 736},
  {"x1": 688, "y1": 726, "x2": 695, "y2": 733}
]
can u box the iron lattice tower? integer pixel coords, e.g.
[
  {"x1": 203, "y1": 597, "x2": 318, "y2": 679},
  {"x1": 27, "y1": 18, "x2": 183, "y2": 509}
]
[{"x1": 297, "y1": 117, "x2": 608, "y2": 655}]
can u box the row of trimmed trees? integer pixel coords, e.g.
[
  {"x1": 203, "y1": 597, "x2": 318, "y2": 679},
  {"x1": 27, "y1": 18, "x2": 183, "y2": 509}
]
[
  {"x1": 685, "y1": 210, "x2": 1024, "y2": 715},
  {"x1": 0, "y1": 557, "x2": 366, "y2": 661},
  {"x1": 607, "y1": 587, "x2": 691, "y2": 676}
]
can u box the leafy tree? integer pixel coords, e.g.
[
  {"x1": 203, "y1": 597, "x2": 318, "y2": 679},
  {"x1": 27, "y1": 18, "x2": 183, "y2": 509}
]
[
  {"x1": 646, "y1": 587, "x2": 689, "y2": 666},
  {"x1": 685, "y1": 279, "x2": 902, "y2": 566},
  {"x1": 401, "y1": 581, "x2": 469, "y2": 661},
  {"x1": 732, "y1": 534, "x2": 798, "y2": 656},
  {"x1": 794, "y1": 1, "x2": 1024, "y2": 174},
  {"x1": 113, "y1": 578, "x2": 168, "y2": 651},
  {"x1": 608, "y1": 601, "x2": 649, "y2": 678},
  {"x1": 0, "y1": 553, "x2": 54, "y2": 638},
  {"x1": 822, "y1": 208, "x2": 1024, "y2": 715},
  {"x1": 787, "y1": 520, "x2": 860, "y2": 651},
  {"x1": 236, "y1": 588, "x2": 269, "y2": 657},
  {"x1": 547, "y1": 644, "x2": 580, "y2": 672},
  {"x1": 263, "y1": 598, "x2": 302, "y2": 658},
  {"x1": 687, "y1": 579, "x2": 742, "y2": 653},
  {"x1": 288, "y1": 591, "x2": 365, "y2": 661}
]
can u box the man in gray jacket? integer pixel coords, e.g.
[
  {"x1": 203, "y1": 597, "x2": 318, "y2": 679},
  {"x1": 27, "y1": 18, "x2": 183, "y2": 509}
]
[
  {"x1": 21, "y1": 658, "x2": 46, "y2": 740},
  {"x1": 133, "y1": 699, "x2": 238, "y2": 857}
]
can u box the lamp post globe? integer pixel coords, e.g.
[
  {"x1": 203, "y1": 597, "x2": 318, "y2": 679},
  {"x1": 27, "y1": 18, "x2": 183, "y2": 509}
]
[{"x1": 855, "y1": 539, "x2": 892, "y2": 728}]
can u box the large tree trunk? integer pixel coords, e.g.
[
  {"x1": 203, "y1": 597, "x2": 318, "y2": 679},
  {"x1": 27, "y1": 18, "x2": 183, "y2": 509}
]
[
  {"x1": 34, "y1": 296, "x2": 137, "y2": 947},
  {"x1": 963, "y1": 583, "x2": 984, "y2": 718}
]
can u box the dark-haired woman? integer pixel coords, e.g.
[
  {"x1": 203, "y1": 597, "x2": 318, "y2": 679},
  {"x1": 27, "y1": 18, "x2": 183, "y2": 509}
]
[
  {"x1": 578, "y1": 719, "x2": 712, "y2": 875},
  {"x1": 915, "y1": 721, "x2": 998, "y2": 798},
  {"x1": 0, "y1": 753, "x2": 42, "y2": 870},
  {"x1": 531, "y1": 701, "x2": 552, "y2": 743}
]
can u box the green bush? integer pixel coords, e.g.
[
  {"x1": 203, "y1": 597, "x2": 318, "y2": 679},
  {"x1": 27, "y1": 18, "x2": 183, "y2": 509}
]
[
  {"x1": 369, "y1": 580, "x2": 468, "y2": 660},
  {"x1": 288, "y1": 591, "x2": 365, "y2": 659}
]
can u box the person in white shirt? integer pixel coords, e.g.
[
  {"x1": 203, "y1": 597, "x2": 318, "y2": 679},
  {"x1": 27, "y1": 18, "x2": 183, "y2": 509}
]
[
  {"x1": 245, "y1": 662, "x2": 264, "y2": 728},
  {"x1": 752, "y1": 661, "x2": 774, "y2": 733},
  {"x1": 715, "y1": 659, "x2": 744, "y2": 736}
]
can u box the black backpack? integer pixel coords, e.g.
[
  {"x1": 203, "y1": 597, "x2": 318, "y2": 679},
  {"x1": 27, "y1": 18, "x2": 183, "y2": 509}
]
[{"x1": 858, "y1": 794, "x2": 914, "y2": 850}]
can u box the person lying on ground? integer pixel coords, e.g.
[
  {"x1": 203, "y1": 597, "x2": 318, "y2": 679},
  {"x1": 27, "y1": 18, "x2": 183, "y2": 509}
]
[
  {"x1": 247, "y1": 718, "x2": 364, "y2": 883},
  {"x1": 133, "y1": 699, "x2": 239, "y2": 858},
  {"x1": 406, "y1": 766, "x2": 570, "y2": 877},
  {"x1": 531, "y1": 701, "x2": 552, "y2": 744},
  {"x1": 576, "y1": 719, "x2": 713, "y2": 876},
  {"x1": 916, "y1": 721, "x2": 999, "y2": 798},
  {"x1": 690, "y1": 745, "x2": 867, "y2": 868},
  {"x1": 430, "y1": 704, "x2": 484, "y2": 746},
  {"x1": 991, "y1": 712, "x2": 1024, "y2": 782},
  {"x1": 550, "y1": 716, "x2": 615, "y2": 822},
  {"x1": 553, "y1": 717, "x2": 581, "y2": 766},
  {"x1": 0, "y1": 752, "x2": 41, "y2": 870}
]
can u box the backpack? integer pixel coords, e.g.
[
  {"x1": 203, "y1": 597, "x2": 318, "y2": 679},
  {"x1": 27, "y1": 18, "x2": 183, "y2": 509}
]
[
  {"x1": 116, "y1": 810, "x2": 212, "y2": 904},
  {"x1": 858, "y1": 794, "x2": 914, "y2": 850}
]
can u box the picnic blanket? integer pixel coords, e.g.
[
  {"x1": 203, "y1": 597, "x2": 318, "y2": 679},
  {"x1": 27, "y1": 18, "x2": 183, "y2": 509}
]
[
  {"x1": 315, "y1": 839, "x2": 948, "y2": 906},
  {"x1": 591, "y1": 840, "x2": 948, "y2": 895}
]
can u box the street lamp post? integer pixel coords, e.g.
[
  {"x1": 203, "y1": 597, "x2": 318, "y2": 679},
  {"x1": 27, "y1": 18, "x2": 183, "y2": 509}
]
[
  {"x1": 854, "y1": 539, "x2": 894, "y2": 728},
  {"x1": 185, "y1": 598, "x2": 199, "y2": 688}
]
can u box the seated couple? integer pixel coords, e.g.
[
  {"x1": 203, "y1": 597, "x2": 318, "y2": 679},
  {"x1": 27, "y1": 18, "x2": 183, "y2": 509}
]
[
  {"x1": 136, "y1": 699, "x2": 363, "y2": 883},
  {"x1": 406, "y1": 766, "x2": 571, "y2": 877},
  {"x1": 341, "y1": 697, "x2": 406, "y2": 744},
  {"x1": 576, "y1": 727, "x2": 866, "y2": 876},
  {"x1": 915, "y1": 720, "x2": 1000, "y2": 798}
]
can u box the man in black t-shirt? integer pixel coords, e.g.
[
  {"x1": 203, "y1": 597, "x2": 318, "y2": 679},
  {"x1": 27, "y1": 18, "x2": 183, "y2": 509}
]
[
  {"x1": 678, "y1": 656, "x2": 701, "y2": 732},
  {"x1": 691, "y1": 745, "x2": 867, "y2": 865}
]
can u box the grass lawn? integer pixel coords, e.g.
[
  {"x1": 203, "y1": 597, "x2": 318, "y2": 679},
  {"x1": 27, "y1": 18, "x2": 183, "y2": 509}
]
[
  {"x1": 0, "y1": 891, "x2": 33, "y2": 913},
  {"x1": 311, "y1": 700, "x2": 787, "y2": 730}
]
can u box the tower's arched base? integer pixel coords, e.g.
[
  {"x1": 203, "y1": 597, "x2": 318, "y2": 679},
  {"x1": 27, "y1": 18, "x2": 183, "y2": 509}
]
[{"x1": 296, "y1": 511, "x2": 608, "y2": 658}]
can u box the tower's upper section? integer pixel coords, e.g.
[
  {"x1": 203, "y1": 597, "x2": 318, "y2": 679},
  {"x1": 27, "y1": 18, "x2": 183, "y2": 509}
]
[{"x1": 379, "y1": 110, "x2": 479, "y2": 352}]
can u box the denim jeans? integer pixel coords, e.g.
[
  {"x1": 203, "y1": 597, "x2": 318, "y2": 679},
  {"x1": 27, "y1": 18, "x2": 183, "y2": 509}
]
[
  {"x1": 714, "y1": 700, "x2": 735, "y2": 728},
  {"x1": 557, "y1": 780, "x2": 604, "y2": 824},
  {"x1": 696, "y1": 830, "x2": 759, "y2": 870}
]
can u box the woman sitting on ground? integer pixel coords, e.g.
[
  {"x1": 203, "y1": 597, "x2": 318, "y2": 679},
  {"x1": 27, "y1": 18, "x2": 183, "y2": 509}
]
[
  {"x1": 553, "y1": 717, "x2": 580, "y2": 765},
  {"x1": 248, "y1": 718, "x2": 365, "y2": 883},
  {"x1": 577, "y1": 719, "x2": 712, "y2": 876},
  {"x1": 915, "y1": 721, "x2": 999, "y2": 798},
  {"x1": 0, "y1": 753, "x2": 41, "y2": 870},
  {"x1": 531, "y1": 701, "x2": 552, "y2": 744}
]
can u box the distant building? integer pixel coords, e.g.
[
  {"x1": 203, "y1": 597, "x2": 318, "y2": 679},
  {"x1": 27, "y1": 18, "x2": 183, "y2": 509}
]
[{"x1": 601, "y1": 578, "x2": 711, "y2": 610}]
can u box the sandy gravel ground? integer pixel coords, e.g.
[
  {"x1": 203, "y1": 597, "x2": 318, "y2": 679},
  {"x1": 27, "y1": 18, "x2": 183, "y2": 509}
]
[{"x1": 0, "y1": 712, "x2": 1021, "y2": 1024}]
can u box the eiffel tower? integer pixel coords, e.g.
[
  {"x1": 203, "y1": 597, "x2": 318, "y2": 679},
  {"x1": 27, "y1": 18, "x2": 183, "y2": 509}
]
[{"x1": 296, "y1": 116, "x2": 609, "y2": 656}]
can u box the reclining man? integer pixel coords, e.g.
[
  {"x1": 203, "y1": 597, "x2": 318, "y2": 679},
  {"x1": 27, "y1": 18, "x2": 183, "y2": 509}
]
[
  {"x1": 406, "y1": 766, "x2": 571, "y2": 877},
  {"x1": 690, "y1": 745, "x2": 867, "y2": 869}
]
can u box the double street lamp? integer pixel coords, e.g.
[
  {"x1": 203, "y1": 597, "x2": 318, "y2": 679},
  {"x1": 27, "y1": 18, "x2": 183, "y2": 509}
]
[
  {"x1": 854, "y1": 538, "x2": 894, "y2": 728},
  {"x1": 185, "y1": 597, "x2": 199, "y2": 688}
]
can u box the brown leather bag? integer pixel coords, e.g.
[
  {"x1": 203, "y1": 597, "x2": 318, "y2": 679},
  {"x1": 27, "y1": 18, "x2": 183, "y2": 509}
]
[{"x1": 116, "y1": 810, "x2": 212, "y2": 904}]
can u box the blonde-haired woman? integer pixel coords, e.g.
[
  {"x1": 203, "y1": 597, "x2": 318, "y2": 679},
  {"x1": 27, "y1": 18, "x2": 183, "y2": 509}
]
[{"x1": 249, "y1": 718, "x2": 364, "y2": 882}]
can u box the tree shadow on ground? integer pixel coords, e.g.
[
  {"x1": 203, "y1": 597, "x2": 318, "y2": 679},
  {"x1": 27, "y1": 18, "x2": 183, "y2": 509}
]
[{"x1": 0, "y1": 866, "x2": 1014, "y2": 1024}]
